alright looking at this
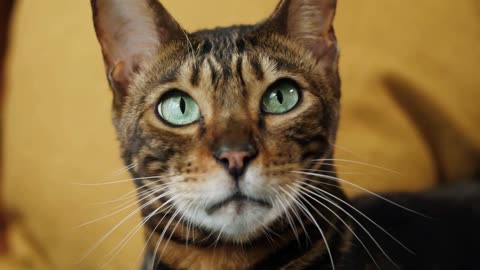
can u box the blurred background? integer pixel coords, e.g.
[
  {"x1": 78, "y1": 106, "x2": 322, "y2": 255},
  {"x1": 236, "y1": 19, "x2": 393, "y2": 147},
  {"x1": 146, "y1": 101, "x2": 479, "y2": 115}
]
[{"x1": 0, "y1": 0, "x2": 478, "y2": 269}]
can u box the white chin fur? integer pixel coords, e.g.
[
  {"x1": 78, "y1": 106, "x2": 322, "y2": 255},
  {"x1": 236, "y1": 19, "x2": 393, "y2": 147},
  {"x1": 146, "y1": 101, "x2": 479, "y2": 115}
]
[
  {"x1": 170, "y1": 168, "x2": 287, "y2": 242},
  {"x1": 182, "y1": 199, "x2": 282, "y2": 242}
]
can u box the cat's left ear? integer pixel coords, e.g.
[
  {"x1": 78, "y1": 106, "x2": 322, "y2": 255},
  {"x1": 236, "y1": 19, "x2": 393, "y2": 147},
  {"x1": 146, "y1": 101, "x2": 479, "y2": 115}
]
[{"x1": 263, "y1": 0, "x2": 338, "y2": 69}]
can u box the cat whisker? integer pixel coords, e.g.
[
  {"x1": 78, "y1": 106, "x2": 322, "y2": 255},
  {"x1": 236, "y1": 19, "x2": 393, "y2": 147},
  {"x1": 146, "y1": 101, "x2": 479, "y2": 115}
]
[
  {"x1": 107, "y1": 193, "x2": 179, "y2": 255},
  {"x1": 134, "y1": 203, "x2": 177, "y2": 268},
  {"x1": 302, "y1": 168, "x2": 381, "y2": 176},
  {"x1": 108, "y1": 179, "x2": 176, "y2": 202},
  {"x1": 92, "y1": 183, "x2": 173, "y2": 215},
  {"x1": 72, "y1": 174, "x2": 179, "y2": 186},
  {"x1": 272, "y1": 188, "x2": 304, "y2": 246},
  {"x1": 329, "y1": 143, "x2": 364, "y2": 159},
  {"x1": 211, "y1": 224, "x2": 226, "y2": 249},
  {"x1": 76, "y1": 188, "x2": 177, "y2": 263},
  {"x1": 312, "y1": 159, "x2": 402, "y2": 175},
  {"x1": 185, "y1": 199, "x2": 205, "y2": 247},
  {"x1": 252, "y1": 215, "x2": 279, "y2": 248},
  {"x1": 292, "y1": 170, "x2": 429, "y2": 218},
  {"x1": 296, "y1": 183, "x2": 401, "y2": 270},
  {"x1": 75, "y1": 184, "x2": 174, "y2": 229},
  {"x1": 292, "y1": 181, "x2": 381, "y2": 270},
  {"x1": 285, "y1": 185, "x2": 340, "y2": 234},
  {"x1": 101, "y1": 200, "x2": 178, "y2": 269},
  {"x1": 278, "y1": 185, "x2": 335, "y2": 270},
  {"x1": 151, "y1": 199, "x2": 190, "y2": 270},
  {"x1": 318, "y1": 162, "x2": 353, "y2": 170},
  {"x1": 181, "y1": 29, "x2": 197, "y2": 69},
  {"x1": 96, "y1": 182, "x2": 178, "y2": 212},
  {"x1": 299, "y1": 179, "x2": 415, "y2": 255},
  {"x1": 109, "y1": 163, "x2": 138, "y2": 177},
  {"x1": 160, "y1": 199, "x2": 195, "y2": 258},
  {"x1": 93, "y1": 189, "x2": 155, "y2": 212}
]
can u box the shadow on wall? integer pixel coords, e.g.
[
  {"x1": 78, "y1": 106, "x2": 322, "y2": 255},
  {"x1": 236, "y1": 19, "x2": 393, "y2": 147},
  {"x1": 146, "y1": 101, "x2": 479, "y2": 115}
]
[{"x1": 0, "y1": 0, "x2": 15, "y2": 254}]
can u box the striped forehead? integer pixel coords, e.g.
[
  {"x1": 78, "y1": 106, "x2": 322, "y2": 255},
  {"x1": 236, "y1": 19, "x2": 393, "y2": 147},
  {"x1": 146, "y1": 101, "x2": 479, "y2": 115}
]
[{"x1": 172, "y1": 38, "x2": 276, "y2": 103}]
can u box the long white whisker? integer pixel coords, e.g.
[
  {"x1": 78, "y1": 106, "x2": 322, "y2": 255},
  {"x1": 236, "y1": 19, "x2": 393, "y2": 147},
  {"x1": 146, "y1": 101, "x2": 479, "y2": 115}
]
[
  {"x1": 297, "y1": 183, "x2": 400, "y2": 269},
  {"x1": 105, "y1": 194, "x2": 179, "y2": 261},
  {"x1": 75, "y1": 185, "x2": 174, "y2": 229},
  {"x1": 151, "y1": 200, "x2": 189, "y2": 270},
  {"x1": 329, "y1": 143, "x2": 364, "y2": 159},
  {"x1": 300, "y1": 180, "x2": 415, "y2": 255},
  {"x1": 182, "y1": 29, "x2": 197, "y2": 69},
  {"x1": 212, "y1": 224, "x2": 226, "y2": 249},
  {"x1": 272, "y1": 188, "x2": 305, "y2": 245},
  {"x1": 76, "y1": 190, "x2": 176, "y2": 263},
  {"x1": 159, "y1": 199, "x2": 195, "y2": 259},
  {"x1": 134, "y1": 204, "x2": 177, "y2": 268},
  {"x1": 100, "y1": 183, "x2": 175, "y2": 212},
  {"x1": 109, "y1": 163, "x2": 137, "y2": 177},
  {"x1": 313, "y1": 159, "x2": 402, "y2": 175},
  {"x1": 92, "y1": 181, "x2": 173, "y2": 206},
  {"x1": 292, "y1": 171, "x2": 429, "y2": 218},
  {"x1": 293, "y1": 182, "x2": 381, "y2": 270},
  {"x1": 72, "y1": 174, "x2": 179, "y2": 186},
  {"x1": 278, "y1": 186, "x2": 335, "y2": 270},
  {"x1": 303, "y1": 168, "x2": 380, "y2": 176},
  {"x1": 286, "y1": 185, "x2": 340, "y2": 234}
]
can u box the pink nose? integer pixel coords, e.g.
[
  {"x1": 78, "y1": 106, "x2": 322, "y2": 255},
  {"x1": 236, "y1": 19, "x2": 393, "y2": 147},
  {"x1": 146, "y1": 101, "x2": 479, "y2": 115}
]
[{"x1": 216, "y1": 150, "x2": 256, "y2": 179}]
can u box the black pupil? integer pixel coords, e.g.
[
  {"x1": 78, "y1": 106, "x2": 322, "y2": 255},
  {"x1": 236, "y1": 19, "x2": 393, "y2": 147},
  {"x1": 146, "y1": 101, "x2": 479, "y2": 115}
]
[
  {"x1": 276, "y1": 90, "x2": 284, "y2": 104},
  {"x1": 180, "y1": 97, "x2": 186, "y2": 114}
]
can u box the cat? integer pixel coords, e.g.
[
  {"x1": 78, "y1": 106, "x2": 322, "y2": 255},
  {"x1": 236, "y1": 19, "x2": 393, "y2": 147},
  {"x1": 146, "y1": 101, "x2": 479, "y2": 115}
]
[{"x1": 90, "y1": 0, "x2": 480, "y2": 269}]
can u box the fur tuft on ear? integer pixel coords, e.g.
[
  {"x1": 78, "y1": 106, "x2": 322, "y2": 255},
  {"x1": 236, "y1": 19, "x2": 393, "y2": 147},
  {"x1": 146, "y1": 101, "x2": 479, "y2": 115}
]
[
  {"x1": 264, "y1": 0, "x2": 338, "y2": 67},
  {"x1": 91, "y1": 0, "x2": 184, "y2": 108}
]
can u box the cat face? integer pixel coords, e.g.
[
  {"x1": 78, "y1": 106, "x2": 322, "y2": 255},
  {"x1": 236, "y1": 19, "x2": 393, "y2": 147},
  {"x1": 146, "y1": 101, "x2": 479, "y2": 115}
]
[{"x1": 92, "y1": 0, "x2": 340, "y2": 242}]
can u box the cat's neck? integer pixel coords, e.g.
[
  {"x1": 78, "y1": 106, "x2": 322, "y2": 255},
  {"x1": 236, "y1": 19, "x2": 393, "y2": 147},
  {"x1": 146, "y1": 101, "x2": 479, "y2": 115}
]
[{"x1": 143, "y1": 220, "x2": 350, "y2": 270}]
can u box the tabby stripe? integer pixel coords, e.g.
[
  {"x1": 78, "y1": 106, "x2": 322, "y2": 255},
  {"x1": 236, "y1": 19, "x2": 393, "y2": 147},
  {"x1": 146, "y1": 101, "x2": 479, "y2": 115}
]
[
  {"x1": 235, "y1": 37, "x2": 246, "y2": 53},
  {"x1": 158, "y1": 66, "x2": 180, "y2": 85},
  {"x1": 199, "y1": 39, "x2": 212, "y2": 55},
  {"x1": 236, "y1": 56, "x2": 245, "y2": 86},
  {"x1": 189, "y1": 60, "x2": 200, "y2": 87},
  {"x1": 220, "y1": 54, "x2": 233, "y2": 80},
  {"x1": 249, "y1": 56, "x2": 264, "y2": 80},
  {"x1": 269, "y1": 56, "x2": 301, "y2": 74},
  {"x1": 206, "y1": 58, "x2": 218, "y2": 87},
  {"x1": 288, "y1": 134, "x2": 329, "y2": 163}
]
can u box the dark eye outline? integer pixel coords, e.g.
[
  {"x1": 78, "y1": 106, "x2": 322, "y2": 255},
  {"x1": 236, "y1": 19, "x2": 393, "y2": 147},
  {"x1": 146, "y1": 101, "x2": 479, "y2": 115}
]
[
  {"x1": 260, "y1": 78, "x2": 303, "y2": 115},
  {"x1": 155, "y1": 89, "x2": 202, "y2": 127}
]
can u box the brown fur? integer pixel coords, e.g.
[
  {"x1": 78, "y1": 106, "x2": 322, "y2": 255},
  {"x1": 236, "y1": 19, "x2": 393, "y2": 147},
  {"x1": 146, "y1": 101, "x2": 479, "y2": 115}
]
[{"x1": 91, "y1": 0, "x2": 351, "y2": 269}]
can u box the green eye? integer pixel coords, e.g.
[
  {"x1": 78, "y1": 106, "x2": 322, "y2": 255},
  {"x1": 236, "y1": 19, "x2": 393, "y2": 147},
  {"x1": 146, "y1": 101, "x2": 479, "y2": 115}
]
[
  {"x1": 158, "y1": 91, "x2": 200, "y2": 126},
  {"x1": 262, "y1": 80, "x2": 300, "y2": 114}
]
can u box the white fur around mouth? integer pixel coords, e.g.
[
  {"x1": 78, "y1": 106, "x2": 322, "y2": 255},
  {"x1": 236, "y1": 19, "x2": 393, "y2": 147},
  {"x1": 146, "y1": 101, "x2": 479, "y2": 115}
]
[
  {"x1": 177, "y1": 194, "x2": 282, "y2": 242},
  {"x1": 206, "y1": 192, "x2": 271, "y2": 215}
]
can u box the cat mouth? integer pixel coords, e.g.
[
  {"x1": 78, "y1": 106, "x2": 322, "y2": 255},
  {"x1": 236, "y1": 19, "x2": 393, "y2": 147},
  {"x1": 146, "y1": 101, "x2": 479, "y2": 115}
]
[{"x1": 206, "y1": 192, "x2": 271, "y2": 215}]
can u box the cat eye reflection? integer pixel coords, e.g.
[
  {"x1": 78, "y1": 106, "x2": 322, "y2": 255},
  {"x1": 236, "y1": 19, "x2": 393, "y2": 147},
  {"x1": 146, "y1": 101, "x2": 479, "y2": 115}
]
[
  {"x1": 262, "y1": 80, "x2": 300, "y2": 114},
  {"x1": 157, "y1": 91, "x2": 200, "y2": 126}
]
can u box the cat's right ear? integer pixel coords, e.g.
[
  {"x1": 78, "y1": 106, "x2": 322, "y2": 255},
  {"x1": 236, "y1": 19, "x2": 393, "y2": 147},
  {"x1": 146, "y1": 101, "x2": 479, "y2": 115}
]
[{"x1": 91, "y1": 0, "x2": 184, "y2": 108}]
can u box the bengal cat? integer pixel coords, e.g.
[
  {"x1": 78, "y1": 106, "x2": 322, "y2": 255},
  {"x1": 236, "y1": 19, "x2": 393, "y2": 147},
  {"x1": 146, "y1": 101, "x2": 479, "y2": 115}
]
[{"x1": 90, "y1": 0, "x2": 480, "y2": 269}]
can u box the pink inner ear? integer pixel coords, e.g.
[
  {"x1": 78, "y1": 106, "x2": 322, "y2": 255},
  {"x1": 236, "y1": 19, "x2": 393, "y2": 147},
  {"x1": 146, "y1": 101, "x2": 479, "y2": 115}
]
[
  {"x1": 267, "y1": 0, "x2": 338, "y2": 61},
  {"x1": 92, "y1": 0, "x2": 186, "y2": 98},
  {"x1": 99, "y1": 0, "x2": 161, "y2": 73}
]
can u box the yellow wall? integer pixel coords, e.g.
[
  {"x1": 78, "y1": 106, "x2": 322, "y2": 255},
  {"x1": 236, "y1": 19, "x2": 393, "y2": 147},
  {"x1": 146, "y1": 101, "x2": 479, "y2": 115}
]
[{"x1": 2, "y1": 0, "x2": 479, "y2": 269}]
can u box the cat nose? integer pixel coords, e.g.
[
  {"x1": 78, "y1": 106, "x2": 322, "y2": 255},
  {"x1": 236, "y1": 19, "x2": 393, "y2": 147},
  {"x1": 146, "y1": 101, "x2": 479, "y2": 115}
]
[{"x1": 214, "y1": 146, "x2": 257, "y2": 179}]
